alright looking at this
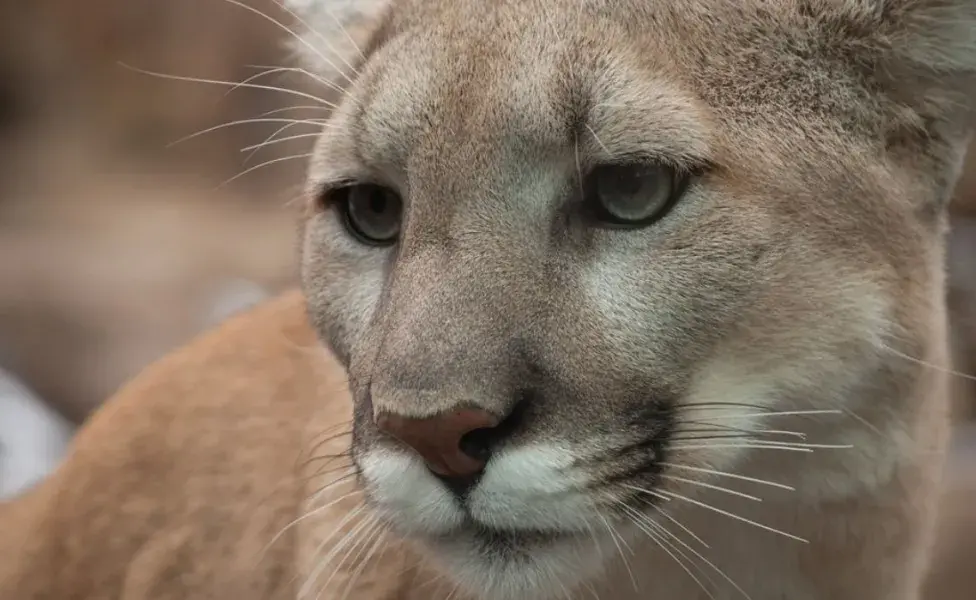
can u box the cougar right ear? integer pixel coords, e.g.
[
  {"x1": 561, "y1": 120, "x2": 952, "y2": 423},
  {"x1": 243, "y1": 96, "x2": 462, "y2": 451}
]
[
  {"x1": 802, "y1": 0, "x2": 976, "y2": 123},
  {"x1": 281, "y1": 0, "x2": 392, "y2": 84}
]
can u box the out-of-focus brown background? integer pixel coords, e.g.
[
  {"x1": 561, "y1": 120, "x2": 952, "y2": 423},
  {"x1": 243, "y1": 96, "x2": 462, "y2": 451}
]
[
  {"x1": 0, "y1": 0, "x2": 315, "y2": 422},
  {"x1": 0, "y1": 0, "x2": 973, "y2": 595}
]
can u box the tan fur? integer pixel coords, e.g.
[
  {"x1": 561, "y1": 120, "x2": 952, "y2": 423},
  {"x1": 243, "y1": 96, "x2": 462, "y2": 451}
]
[
  {"x1": 6, "y1": 0, "x2": 976, "y2": 598},
  {"x1": 1, "y1": 293, "x2": 394, "y2": 599}
]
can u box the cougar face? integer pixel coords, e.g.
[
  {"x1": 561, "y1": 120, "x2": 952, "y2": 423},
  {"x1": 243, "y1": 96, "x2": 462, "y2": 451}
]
[{"x1": 298, "y1": 0, "x2": 972, "y2": 597}]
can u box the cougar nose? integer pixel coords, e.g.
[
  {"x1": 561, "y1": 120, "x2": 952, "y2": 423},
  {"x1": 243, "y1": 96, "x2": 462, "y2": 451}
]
[{"x1": 375, "y1": 408, "x2": 502, "y2": 479}]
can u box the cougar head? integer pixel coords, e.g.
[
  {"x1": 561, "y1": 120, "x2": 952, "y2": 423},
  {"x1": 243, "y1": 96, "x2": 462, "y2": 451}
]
[{"x1": 291, "y1": 0, "x2": 976, "y2": 597}]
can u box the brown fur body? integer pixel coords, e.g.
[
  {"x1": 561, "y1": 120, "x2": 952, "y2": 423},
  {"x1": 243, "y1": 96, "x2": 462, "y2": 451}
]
[{"x1": 0, "y1": 292, "x2": 317, "y2": 599}]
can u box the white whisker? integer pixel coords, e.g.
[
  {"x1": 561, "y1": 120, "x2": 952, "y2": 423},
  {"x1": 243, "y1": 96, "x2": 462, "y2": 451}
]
[
  {"x1": 598, "y1": 513, "x2": 638, "y2": 592},
  {"x1": 882, "y1": 343, "x2": 976, "y2": 382},
  {"x1": 119, "y1": 63, "x2": 338, "y2": 108},
  {"x1": 586, "y1": 124, "x2": 612, "y2": 156},
  {"x1": 168, "y1": 117, "x2": 326, "y2": 148},
  {"x1": 671, "y1": 439, "x2": 852, "y2": 452},
  {"x1": 675, "y1": 438, "x2": 852, "y2": 450},
  {"x1": 680, "y1": 421, "x2": 808, "y2": 439},
  {"x1": 305, "y1": 470, "x2": 357, "y2": 504},
  {"x1": 242, "y1": 63, "x2": 346, "y2": 96},
  {"x1": 659, "y1": 462, "x2": 795, "y2": 491},
  {"x1": 648, "y1": 503, "x2": 710, "y2": 549},
  {"x1": 660, "y1": 474, "x2": 763, "y2": 502},
  {"x1": 750, "y1": 441, "x2": 852, "y2": 450},
  {"x1": 443, "y1": 587, "x2": 461, "y2": 600},
  {"x1": 692, "y1": 409, "x2": 842, "y2": 420},
  {"x1": 218, "y1": 153, "x2": 317, "y2": 188},
  {"x1": 316, "y1": 6, "x2": 369, "y2": 62},
  {"x1": 668, "y1": 443, "x2": 813, "y2": 453},
  {"x1": 657, "y1": 490, "x2": 808, "y2": 543},
  {"x1": 298, "y1": 505, "x2": 367, "y2": 597},
  {"x1": 302, "y1": 512, "x2": 376, "y2": 598},
  {"x1": 219, "y1": 0, "x2": 355, "y2": 88},
  {"x1": 261, "y1": 488, "x2": 362, "y2": 558},
  {"x1": 241, "y1": 120, "x2": 328, "y2": 164},
  {"x1": 275, "y1": 0, "x2": 363, "y2": 80},
  {"x1": 242, "y1": 131, "x2": 324, "y2": 153},
  {"x1": 337, "y1": 521, "x2": 388, "y2": 600},
  {"x1": 257, "y1": 104, "x2": 335, "y2": 117},
  {"x1": 315, "y1": 517, "x2": 382, "y2": 599},
  {"x1": 617, "y1": 503, "x2": 716, "y2": 600},
  {"x1": 620, "y1": 483, "x2": 672, "y2": 503},
  {"x1": 641, "y1": 510, "x2": 754, "y2": 600}
]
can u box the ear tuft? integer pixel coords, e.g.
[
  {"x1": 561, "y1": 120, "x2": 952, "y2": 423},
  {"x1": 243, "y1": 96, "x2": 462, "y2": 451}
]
[{"x1": 281, "y1": 0, "x2": 390, "y2": 82}]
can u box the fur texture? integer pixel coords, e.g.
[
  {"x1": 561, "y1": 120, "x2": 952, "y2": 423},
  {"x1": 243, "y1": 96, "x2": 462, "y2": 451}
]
[{"x1": 3, "y1": 1, "x2": 976, "y2": 599}]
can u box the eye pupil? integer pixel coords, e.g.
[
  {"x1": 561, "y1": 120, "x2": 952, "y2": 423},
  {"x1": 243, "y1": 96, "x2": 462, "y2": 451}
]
[
  {"x1": 336, "y1": 183, "x2": 403, "y2": 245},
  {"x1": 614, "y1": 169, "x2": 645, "y2": 196},
  {"x1": 369, "y1": 193, "x2": 387, "y2": 214}
]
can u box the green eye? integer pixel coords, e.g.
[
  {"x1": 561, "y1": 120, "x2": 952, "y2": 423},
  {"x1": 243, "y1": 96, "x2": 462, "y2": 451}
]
[
  {"x1": 332, "y1": 183, "x2": 403, "y2": 245},
  {"x1": 585, "y1": 163, "x2": 688, "y2": 227}
]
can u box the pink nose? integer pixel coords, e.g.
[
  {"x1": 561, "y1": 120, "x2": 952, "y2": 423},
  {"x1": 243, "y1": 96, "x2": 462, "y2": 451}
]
[{"x1": 375, "y1": 409, "x2": 501, "y2": 477}]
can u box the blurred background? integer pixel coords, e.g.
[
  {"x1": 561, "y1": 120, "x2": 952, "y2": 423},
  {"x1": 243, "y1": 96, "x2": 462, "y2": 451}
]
[{"x1": 0, "y1": 0, "x2": 972, "y2": 595}]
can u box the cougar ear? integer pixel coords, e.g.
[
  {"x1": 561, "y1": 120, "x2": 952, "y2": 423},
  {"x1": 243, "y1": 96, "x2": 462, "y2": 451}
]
[
  {"x1": 869, "y1": 0, "x2": 976, "y2": 209},
  {"x1": 808, "y1": 0, "x2": 976, "y2": 120},
  {"x1": 796, "y1": 1, "x2": 976, "y2": 210},
  {"x1": 877, "y1": 0, "x2": 976, "y2": 76},
  {"x1": 280, "y1": 0, "x2": 391, "y2": 82}
]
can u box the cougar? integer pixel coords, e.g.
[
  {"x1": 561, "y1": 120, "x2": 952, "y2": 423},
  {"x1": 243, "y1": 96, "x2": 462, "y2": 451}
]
[{"x1": 3, "y1": 0, "x2": 976, "y2": 598}]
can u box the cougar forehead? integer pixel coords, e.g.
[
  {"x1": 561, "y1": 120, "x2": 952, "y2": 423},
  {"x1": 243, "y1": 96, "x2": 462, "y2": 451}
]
[
  {"x1": 308, "y1": 0, "x2": 933, "y2": 253},
  {"x1": 294, "y1": 0, "x2": 966, "y2": 598}
]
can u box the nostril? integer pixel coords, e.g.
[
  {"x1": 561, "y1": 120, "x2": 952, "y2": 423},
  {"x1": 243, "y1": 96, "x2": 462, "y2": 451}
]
[
  {"x1": 373, "y1": 390, "x2": 533, "y2": 486},
  {"x1": 374, "y1": 408, "x2": 501, "y2": 479},
  {"x1": 458, "y1": 427, "x2": 495, "y2": 462},
  {"x1": 456, "y1": 395, "x2": 529, "y2": 462}
]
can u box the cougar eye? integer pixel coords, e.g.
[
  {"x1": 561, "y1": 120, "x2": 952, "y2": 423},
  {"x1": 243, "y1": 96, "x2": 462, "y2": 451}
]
[
  {"x1": 585, "y1": 163, "x2": 688, "y2": 227},
  {"x1": 334, "y1": 183, "x2": 403, "y2": 245}
]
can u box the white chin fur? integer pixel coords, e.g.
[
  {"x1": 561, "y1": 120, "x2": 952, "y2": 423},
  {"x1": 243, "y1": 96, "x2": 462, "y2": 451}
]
[
  {"x1": 358, "y1": 442, "x2": 612, "y2": 599},
  {"x1": 358, "y1": 448, "x2": 464, "y2": 535},
  {"x1": 431, "y1": 532, "x2": 610, "y2": 600}
]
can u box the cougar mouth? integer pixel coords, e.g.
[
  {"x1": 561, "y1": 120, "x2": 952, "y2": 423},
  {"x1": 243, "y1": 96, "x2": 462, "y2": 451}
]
[
  {"x1": 436, "y1": 521, "x2": 581, "y2": 548},
  {"x1": 353, "y1": 407, "x2": 684, "y2": 600},
  {"x1": 409, "y1": 508, "x2": 615, "y2": 600}
]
